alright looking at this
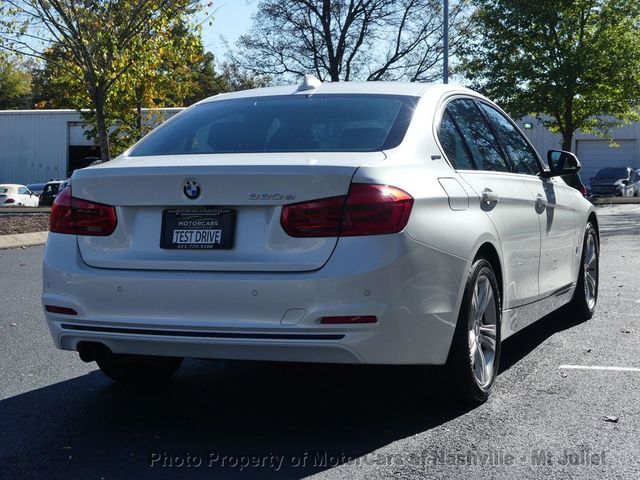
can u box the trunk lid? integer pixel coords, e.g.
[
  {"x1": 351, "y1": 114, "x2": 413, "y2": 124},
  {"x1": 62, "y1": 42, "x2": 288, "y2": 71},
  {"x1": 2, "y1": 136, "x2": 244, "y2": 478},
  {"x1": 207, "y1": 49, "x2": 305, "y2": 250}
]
[{"x1": 72, "y1": 152, "x2": 385, "y2": 272}]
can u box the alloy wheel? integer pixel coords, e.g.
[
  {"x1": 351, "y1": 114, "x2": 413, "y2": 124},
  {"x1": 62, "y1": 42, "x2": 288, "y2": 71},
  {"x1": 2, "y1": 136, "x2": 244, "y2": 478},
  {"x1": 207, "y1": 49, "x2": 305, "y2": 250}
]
[
  {"x1": 468, "y1": 275, "x2": 498, "y2": 388},
  {"x1": 583, "y1": 231, "x2": 598, "y2": 310}
]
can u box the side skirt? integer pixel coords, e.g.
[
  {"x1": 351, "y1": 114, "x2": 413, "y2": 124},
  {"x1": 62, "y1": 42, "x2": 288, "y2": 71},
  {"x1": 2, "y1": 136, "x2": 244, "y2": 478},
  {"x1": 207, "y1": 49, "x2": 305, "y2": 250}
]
[{"x1": 501, "y1": 283, "x2": 575, "y2": 340}]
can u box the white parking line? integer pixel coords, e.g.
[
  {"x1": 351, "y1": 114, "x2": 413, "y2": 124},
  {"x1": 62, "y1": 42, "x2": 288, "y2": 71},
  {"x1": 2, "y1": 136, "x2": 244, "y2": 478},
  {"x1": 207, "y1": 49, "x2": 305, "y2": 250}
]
[{"x1": 559, "y1": 365, "x2": 640, "y2": 372}]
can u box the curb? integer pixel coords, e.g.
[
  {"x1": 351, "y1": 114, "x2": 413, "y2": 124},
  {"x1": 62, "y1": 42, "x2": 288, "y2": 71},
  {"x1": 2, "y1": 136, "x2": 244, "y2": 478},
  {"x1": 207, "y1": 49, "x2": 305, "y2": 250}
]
[
  {"x1": 591, "y1": 197, "x2": 640, "y2": 205},
  {"x1": 0, "y1": 231, "x2": 48, "y2": 250}
]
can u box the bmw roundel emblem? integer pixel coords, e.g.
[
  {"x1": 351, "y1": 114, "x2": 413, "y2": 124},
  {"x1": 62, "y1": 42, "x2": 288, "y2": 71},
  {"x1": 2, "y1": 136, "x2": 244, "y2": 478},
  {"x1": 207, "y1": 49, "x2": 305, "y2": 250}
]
[{"x1": 183, "y1": 179, "x2": 201, "y2": 200}]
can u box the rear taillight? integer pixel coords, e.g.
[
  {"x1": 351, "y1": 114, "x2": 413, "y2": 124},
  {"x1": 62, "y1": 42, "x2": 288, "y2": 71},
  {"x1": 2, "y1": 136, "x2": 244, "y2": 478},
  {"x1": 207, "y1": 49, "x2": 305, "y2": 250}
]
[
  {"x1": 4, "y1": 198, "x2": 15, "y2": 204},
  {"x1": 50, "y1": 186, "x2": 117, "y2": 236},
  {"x1": 281, "y1": 184, "x2": 413, "y2": 237},
  {"x1": 580, "y1": 185, "x2": 588, "y2": 196}
]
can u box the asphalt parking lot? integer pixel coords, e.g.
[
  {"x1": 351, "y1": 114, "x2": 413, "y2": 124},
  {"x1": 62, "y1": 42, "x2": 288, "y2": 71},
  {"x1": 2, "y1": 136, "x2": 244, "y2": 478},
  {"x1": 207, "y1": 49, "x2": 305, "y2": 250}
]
[{"x1": 1, "y1": 205, "x2": 639, "y2": 480}]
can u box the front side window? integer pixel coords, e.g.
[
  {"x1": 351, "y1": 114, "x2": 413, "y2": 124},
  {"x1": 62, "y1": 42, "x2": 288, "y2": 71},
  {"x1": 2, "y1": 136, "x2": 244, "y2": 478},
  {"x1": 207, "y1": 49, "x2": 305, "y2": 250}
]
[
  {"x1": 478, "y1": 103, "x2": 541, "y2": 175},
  {"x1": 445, "y1": 99, "x2": 510, "y2": 173},
  {"x1": 18, "y1": 187, "x2": 29, "y2": 195},
  {"x1": 130, "y1": 94, "x2": 418, "y2": 156}
]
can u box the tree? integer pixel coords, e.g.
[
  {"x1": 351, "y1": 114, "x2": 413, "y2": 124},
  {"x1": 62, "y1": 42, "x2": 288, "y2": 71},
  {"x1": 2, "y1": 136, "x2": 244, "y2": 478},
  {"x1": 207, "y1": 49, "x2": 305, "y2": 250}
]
[
  {"x1": 0, "y1": 0, "x2": 204, "y2": 161},
  {"x1": 234, "y1": 0, "x2": 470, "y2": 83},
  {"x1": 463, "y1": 0, "x2": 640, "y2": 151},
  {"x1": 0, "y1": 54, "x2": 32, "y2": 109},
  {"x1": 213, "y1": 61, "x2": 271, "y2": 92}
]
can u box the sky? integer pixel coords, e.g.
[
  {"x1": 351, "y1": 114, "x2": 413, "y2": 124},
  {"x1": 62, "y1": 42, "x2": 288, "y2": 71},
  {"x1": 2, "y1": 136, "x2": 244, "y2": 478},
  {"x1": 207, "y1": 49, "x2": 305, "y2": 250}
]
[{"x1": 201, "y1": 0, "x2": 259, "y2": 59}]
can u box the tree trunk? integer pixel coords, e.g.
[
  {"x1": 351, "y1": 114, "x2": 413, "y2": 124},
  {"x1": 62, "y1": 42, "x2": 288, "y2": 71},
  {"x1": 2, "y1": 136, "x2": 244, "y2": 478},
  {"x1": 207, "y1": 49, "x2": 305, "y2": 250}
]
[
  {"x1": 561, "y1": 131, "x2": 573, "y2": 152},
  {"x1": 135, "y1": 85, "x2": 143, "y2": 140},
  {"x1": 93, "y1": 88, "x2": 111, "y2": 162}
]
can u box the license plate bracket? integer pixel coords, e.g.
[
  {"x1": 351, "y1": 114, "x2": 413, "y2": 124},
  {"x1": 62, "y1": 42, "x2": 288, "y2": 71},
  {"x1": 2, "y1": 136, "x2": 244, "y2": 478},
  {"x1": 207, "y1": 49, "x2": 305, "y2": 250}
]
[{"x1": 160, "y1": 208, "x2": 235, "y2": 249}]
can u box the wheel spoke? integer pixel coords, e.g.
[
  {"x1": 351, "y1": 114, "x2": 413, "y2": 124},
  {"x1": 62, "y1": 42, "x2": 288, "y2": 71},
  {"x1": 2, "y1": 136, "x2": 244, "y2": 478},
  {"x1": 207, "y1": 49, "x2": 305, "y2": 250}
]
[
  {"x1": 469, "y1": 332, "x2": 478, "y2": 359},
  {"x1": 477, "y1": 278, "x2": 490, "y2": 321},
  {"x1": 474, "y1": 346, "x2": 486, "y2": 384},
  {"x1": 587, "y1": 249, "x2": 597, "y2": 269},
  {"x1": 479, "y1": 328, "x2": 497, "y2": 351},
  {"x1": 586, "y1": 273, "x2": 596, "y2": 295}
]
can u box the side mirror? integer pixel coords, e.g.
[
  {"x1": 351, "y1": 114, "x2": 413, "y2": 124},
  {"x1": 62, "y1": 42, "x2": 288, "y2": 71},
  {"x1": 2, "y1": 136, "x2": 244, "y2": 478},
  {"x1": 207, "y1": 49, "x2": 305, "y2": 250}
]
[
  {"x1": 622, "y1": 179, "x2": 630, "y2": 185},
  {"x1": 543, "y1": 150, "x2": 581, "y2": 177}
]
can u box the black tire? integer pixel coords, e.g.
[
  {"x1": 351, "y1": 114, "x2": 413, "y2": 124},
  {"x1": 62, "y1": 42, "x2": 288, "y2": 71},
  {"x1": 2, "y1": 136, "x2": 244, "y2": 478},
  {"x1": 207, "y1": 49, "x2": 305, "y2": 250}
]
[
  {"x1": 567, "y1": 222, "x2": 599, "y2": 320},
  {"x1": 446, "y1": 258, "x2": 502, "y2": 403},
  {"x1": 96, "y1": 354, "x2": 183, "y2": 384}
]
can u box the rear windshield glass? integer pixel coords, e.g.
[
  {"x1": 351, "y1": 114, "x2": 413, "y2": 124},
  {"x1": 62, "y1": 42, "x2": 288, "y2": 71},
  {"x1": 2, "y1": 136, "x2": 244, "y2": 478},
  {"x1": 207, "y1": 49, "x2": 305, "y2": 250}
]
[
  {"x1": 595, "y1": 168, "x2": 628, "y2": 179},
  {"x1": 130, "y1": 94, "x2": 418, "y2": 156},
  {"x1": 0, "y1": 188, "x2": 8, "y2": 193}
]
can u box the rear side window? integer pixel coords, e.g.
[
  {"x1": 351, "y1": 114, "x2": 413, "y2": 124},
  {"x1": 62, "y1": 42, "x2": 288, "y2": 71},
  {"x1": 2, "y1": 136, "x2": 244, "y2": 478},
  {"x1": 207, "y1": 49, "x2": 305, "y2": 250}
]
[
  {"x1": 18, "y1": 187, "x2": 29, "y2": 195},
  {"x1": 445, "y1": 99, "x2": 510, "y2": 172},
  {"x1": 130, "y1": 94, "x2": 418, "y2": 156},
  {"x1": 479, "y1": 103, "x2": 540, "y2": 175},
  {"x1": 438, "y1": 111, "x2": 477, "y2": 170},
  {"x1": 43, "y1": 184, "x2": 60, "y2": 195}
]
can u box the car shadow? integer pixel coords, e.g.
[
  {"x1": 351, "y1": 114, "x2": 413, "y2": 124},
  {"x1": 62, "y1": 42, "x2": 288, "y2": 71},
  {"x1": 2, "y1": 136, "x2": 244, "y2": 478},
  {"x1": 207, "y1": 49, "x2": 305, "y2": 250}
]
[
  {"x1": 2, "y1": 310, "x2": 582, "y2": 480},
  {"x1": 499, "y1": 307, "x2": 584, "y2": 373}
]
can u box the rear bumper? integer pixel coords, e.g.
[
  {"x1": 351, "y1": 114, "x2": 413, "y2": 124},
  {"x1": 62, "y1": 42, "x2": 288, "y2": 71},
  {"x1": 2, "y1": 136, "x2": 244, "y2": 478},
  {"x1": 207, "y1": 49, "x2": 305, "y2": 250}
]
[{"x1": 42, "y1": 232, "x2": 470, "y2": 365}]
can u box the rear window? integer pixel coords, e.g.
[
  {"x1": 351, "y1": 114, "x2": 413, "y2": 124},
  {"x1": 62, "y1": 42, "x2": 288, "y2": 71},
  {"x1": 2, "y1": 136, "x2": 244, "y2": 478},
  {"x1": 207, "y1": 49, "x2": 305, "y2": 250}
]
[
  {"x1": 130, "y1": 94, "x2": 417, "y2": 156},
  {"x1": 595, "y1": 168, "x2": 628, "y2": 179},
  {"x1": 0, "y1": 188, "x2": 8, "y2": 194}
]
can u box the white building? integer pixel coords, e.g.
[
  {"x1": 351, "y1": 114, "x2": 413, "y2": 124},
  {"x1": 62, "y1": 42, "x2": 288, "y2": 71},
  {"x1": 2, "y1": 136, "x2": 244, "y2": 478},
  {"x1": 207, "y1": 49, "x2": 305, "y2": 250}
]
[
  {"x1": 0, "y1": 108, "x2": 638, "y2": 185},
  {"x1": 0, "y1": 109, "x2": 182, "y2": 184},
  {"x1": 517, "y1": 117, "x2": 640, "y2": 181}
]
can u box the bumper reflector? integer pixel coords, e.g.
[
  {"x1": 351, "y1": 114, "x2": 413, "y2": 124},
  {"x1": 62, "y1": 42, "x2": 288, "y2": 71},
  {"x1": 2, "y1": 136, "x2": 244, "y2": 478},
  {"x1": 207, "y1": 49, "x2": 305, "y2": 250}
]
[
  {"x1": 320, "y1": 315, "x2": 377, "y2": 324},
  {"x1": 45, "y1": 305, "x2": 78, "y2": 315}
]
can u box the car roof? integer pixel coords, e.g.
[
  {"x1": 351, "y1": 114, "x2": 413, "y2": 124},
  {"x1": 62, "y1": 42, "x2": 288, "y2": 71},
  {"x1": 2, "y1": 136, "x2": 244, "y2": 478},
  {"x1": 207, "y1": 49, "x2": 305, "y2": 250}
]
[
  {"x1": 0, "y1": 184, "x2": 23, "y2": 189},
  {"x1": 198, "y1": 81, "x2": 482, "y2": 104}
]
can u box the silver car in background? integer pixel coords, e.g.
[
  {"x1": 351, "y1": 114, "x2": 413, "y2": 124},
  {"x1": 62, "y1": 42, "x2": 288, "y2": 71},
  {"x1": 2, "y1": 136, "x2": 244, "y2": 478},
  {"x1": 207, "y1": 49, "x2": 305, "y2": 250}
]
[{"x1": 42, "y1": 80, "x2": 599, "y2": 402}]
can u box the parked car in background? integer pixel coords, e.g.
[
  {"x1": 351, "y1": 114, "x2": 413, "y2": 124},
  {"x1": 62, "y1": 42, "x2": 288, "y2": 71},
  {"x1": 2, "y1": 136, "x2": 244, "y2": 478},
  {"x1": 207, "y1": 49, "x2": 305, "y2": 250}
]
[
  {"x1": 39, "y1": 180, "x2": 68, "y2": 207},
  {"x1": 590, "y1": 167, "x2": 635, "y2": 197},
  {"x1": 43, "y1": 81, "x2": 599, "y2": 403},
  {"x1": 563, "y1": 173, "x2": 589, "y2": 197},
  {"x1": 0, "y1": 184, "x2": 39, "y2": 206},
  {"x1": 630, "y1": 169, "x2": 640, "y2": 197},
  {"x1": 26, "y1": 183, "x2": 47, "y2": 196}
]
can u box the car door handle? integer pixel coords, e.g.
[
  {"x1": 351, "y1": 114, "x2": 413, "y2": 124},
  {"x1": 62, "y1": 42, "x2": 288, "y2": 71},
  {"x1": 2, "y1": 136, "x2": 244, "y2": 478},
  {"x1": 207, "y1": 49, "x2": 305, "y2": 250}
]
[
  {"x1": 535, "y1": 194, "x2": 547, "y2": 210},
  {"x1": 481, "y1": 189, "x2": 500, "y2": 203}
]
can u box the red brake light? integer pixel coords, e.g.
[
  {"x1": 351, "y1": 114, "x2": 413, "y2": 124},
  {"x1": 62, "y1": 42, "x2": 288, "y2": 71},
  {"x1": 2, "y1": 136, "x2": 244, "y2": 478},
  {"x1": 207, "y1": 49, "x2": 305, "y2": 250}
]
[
  {"x1": 50, "y1": 186, "x2": 117, "y2": 236},
  {"x1": 579, "y1": 185, "x2": 588, "y2": 196},
  {"x1": 4, "y1": 198, "x2": 15, "y2": 204},
  {"x1": 281, "y1": 184, "x2": 413, "y2": 237}
]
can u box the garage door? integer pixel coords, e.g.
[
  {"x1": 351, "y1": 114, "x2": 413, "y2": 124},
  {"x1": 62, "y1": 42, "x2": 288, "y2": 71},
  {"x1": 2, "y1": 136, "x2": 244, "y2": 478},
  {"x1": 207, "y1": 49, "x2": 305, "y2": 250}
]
[
  {"x1": 576, "y1": 140, "x2": 638, "y2": 182},
  {"x1": 68, "y1": 122, "x2": 95, "y2": 146}
]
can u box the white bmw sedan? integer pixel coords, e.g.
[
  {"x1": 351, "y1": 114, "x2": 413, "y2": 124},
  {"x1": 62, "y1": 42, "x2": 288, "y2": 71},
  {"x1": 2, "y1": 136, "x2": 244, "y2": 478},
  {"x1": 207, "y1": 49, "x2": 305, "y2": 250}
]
[{"x1": 42, "y1": 80, "x2": 599, "y2": 402}]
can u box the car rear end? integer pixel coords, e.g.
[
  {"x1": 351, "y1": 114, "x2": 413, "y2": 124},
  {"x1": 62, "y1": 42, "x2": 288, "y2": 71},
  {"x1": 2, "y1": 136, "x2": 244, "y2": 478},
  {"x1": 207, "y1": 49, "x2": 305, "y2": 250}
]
[
  {"x1": 42, "y1": 87, "x2": 467, "y2": 367},
  {"x1": 0, "y1": 185, "x2": 18, "y2": 206}
]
